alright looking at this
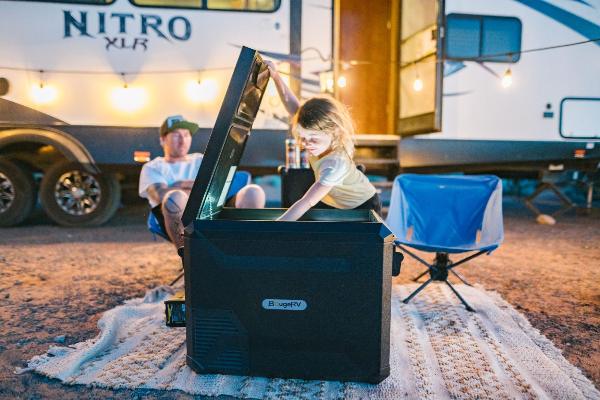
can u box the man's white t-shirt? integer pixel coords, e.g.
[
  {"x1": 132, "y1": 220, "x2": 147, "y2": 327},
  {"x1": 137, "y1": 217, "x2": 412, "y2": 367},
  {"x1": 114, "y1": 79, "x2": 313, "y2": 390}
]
[
  {"x1": 309, "y1": 150, "x2": 376, "y2": 209},
  {"x1": 139, "y1": 153, "x2": 204, "y2": 208}
]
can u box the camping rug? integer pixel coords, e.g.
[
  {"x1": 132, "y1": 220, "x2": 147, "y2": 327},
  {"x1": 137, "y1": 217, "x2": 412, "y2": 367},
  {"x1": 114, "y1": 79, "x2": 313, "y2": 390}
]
[{"x1": 21, "y1": 284, "x2": 599, "y2": 399}]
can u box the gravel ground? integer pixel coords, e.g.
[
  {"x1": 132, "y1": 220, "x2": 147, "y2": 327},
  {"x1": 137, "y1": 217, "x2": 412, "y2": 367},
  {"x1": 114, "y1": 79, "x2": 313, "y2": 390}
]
[{"x1": 0, "y1": 199, "x2": 598, "y2": 399}]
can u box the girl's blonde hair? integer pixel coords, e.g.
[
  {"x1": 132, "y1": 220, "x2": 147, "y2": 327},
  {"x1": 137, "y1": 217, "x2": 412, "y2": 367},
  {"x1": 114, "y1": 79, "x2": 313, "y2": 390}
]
[{"x1": 293, "y1": 96, "x2": 356, "y2": 158}]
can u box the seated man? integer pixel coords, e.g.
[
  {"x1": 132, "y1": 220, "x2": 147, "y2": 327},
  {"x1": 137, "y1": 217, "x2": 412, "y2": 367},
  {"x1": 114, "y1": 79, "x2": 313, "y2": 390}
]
[{"x1": 139, "y1": 115, "x2": 265, "y2": 254}]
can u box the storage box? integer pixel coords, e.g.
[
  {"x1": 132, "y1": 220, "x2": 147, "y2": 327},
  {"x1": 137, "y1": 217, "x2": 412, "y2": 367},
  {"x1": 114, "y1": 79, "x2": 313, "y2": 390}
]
[{"x1": 181, "y1": 46, "x2": 402, "y2": 383}]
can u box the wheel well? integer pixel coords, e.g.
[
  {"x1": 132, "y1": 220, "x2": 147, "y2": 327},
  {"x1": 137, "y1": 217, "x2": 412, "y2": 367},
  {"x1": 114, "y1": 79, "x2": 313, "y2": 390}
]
[
  {"x1": 0, "y1": 128, "x2": 97, "y2": 174},
  {"x1": 0, "y1": 142, "x2": 68, "y2": 173}
]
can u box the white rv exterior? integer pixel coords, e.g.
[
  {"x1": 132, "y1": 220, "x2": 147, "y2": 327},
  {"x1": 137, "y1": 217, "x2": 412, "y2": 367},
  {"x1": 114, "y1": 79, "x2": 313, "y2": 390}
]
[
  {"x1": 1, "y1": 0, "x2": 597, "y2": 227},
  {"x1": 0, "y1": 0, "x2": 332, "y2": 227},
  {"x1": 399, "y1": 0, "x2": 600, "y2": 171},
  {"x1": 443, "y1": 0, "x2": 600, "y2": 141},
  {"x1": 0, "y1": 0, "x2": 331, "y2": 129}
]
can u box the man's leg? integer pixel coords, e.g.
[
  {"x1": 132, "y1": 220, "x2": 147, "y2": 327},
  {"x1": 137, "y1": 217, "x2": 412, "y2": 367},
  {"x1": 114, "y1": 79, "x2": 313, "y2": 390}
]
[
  {"x1": 235, "y1": 184, "x2": 266, "y2": 208},
  {"x1": 161, "y1": 189, "x2": 189, "y2": 249}
]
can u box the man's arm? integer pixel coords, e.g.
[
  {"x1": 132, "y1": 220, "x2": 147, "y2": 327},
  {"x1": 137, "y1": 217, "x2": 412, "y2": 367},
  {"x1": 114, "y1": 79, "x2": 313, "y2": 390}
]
[
  {"x1": 264, "y1": 60, "x2": 300, "y2": 117},
  {"x1": 172, "y1": 180, "x2": 195, "y2": 190},
  {"x1": 146, "y1": 181, "x2": 194, "y2": 207}
]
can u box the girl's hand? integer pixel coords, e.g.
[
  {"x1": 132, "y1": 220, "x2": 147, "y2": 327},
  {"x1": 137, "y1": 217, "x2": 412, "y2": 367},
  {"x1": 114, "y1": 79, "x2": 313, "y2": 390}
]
[
  {"x1": 263, "y1": 59, "x2": 300, "y2": 117},
  {"x1": 277, "y1": 182, "x2": 332, "y2": 221},
  {"x1": 263, "y1": 59, "x2": 278, "y2": 76}
]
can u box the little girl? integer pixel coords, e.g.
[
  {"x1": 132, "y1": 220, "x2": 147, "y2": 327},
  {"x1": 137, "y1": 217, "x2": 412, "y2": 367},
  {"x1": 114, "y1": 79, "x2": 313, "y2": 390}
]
[{"x1": 265, "y1": 61, "x2": 381, "y2": 221}]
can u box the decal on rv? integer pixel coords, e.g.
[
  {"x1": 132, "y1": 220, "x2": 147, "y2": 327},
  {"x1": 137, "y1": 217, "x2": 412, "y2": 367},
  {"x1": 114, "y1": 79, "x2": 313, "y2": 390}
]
[{"x1": 63, "y1": 10, "x2": 192, "y2": 51}]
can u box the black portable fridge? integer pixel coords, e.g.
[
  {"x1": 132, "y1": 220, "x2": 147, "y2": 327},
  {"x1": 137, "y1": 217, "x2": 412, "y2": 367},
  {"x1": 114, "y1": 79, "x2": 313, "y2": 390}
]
[{"x1": 181, "y1": 47, "x2": 402, "y2": 383}]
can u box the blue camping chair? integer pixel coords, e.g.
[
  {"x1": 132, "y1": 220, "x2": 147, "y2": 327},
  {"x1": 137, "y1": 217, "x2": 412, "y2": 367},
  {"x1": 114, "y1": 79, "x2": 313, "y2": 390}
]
[
  {"x1": 147, "y1": 170, "x2": 252, "y2": 240},
  {"x1": 386, "y1": 174, "x2": 503, "y2": 312}
]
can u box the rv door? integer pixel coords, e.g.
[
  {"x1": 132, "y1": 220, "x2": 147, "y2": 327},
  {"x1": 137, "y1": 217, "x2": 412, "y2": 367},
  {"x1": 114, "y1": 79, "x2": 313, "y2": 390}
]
[{"x1": 398, "y1": 0, "x2": 444, "y2": 136}]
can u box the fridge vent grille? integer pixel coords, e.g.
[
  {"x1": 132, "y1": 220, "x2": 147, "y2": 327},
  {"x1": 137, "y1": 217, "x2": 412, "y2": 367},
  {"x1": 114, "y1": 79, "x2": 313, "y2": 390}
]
[{"x1": 193, "y1": 314, "x2": 245, "y2": 370}]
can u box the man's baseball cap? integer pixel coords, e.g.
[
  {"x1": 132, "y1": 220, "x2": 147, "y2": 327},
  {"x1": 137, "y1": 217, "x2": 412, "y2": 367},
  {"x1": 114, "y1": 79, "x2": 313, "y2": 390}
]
[{"x1": 159, "y1": 115, "x2": 199, "y2": 137}]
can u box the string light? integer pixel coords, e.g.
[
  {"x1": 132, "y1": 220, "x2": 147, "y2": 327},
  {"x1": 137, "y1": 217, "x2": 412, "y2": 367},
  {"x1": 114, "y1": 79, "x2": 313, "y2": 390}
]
[
  {"x1": 8, "y1": 36, "x2": 596, "y2": 112},
  {"x1": 502, "y1": 68, "x2": 513, "y2": 88},
  {"x1": 413, "y1": 76, "x2": 424, "y2": 92},
  {"x1": 185, "y1": 78, "x2": 218, "y2": 103},
  {"x1": 31, "y1": 70, "x2": 57, "y2": 104},
  {"x1": 413, "y1": 64, "x2": 423, "y2": 92},
  {"x1": 326, "y1": 78, "x2": 335, "y2": 92},
  {"x1": 0, "y1": 37, "x2": 596, "y2": 77},
  {"x1": 111, "y1": 73, "x2": 146, "y2": 112},
  {"x1": 31, "y1": 84, "x2": 57, "y2": 104},
  {"x1": 318, "y1": 70, "x2": 335, "y2": 93}
]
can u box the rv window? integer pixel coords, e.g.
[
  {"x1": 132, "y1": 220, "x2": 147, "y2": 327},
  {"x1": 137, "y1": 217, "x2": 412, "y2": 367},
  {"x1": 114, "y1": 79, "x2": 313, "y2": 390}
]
[
  {"x1": 131, "y1": 0, "x2": 279, "y2": 11},
  {"x1": 446, "y1": 14, "x2": 521, "y2": 62},
  {"x1": 560, "y1": 98, "x2": 600, "y2": 139},
  {"x1": 207, "y1": 0, "x2": 278, "y2": 11},
  {"x1": 17, "y1": 0, "x2": 114, "y2": 3},
  {"x1": 132, "y1": 0, "x2": 203, "y2": 7}
]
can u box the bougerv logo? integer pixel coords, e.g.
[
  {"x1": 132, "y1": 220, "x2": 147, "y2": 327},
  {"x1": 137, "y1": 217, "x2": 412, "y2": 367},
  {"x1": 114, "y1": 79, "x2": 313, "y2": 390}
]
[{"x1": 262, "y1": 299, "x2": 307, "y2": 311}]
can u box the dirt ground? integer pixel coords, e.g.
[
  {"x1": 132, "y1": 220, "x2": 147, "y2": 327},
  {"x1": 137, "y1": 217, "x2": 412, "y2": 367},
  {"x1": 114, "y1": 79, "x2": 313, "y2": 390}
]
[{"x1": 0, "y1": 199, "x2": 598, "y2": 399}]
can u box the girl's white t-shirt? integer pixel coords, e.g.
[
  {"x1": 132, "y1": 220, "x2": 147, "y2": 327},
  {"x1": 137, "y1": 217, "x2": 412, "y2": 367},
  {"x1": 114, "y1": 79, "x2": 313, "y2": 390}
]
[
  {"x1": 138, "y1": 153, "x2": 204, "y2": 208},
  {"x1": 309, "y1": 150, "x2": 376, "y2": 209}
]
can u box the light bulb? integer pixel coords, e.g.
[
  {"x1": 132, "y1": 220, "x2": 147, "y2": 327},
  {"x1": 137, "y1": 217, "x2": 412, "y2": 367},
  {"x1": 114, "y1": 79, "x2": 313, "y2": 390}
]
[
  {"x1": 502, "y1": 68, "x2": 513, "y2": 88},
  {"x1": 337, "y1": 76, "x2": 347, "y2": 88},
  {"x1": 413, "y1": 77, "x2": 423, "y2": 92},
  {"x1": 31, "y1": 83, "x2": 57, "y2": 104},
  {"x1": 326, "y1": 78, "x2": 335, "y2": 92},
  {"x1": 186, "y1": 79, "x2": 218, "y2": 103},
  {"x1": 111, "y1": 85, "x2": 146, "y2": 112}
]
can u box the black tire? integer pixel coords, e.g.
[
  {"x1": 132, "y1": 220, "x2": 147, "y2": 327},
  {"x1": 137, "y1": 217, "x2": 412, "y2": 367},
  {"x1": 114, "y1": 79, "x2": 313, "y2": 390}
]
[
  {"x1": 0, "y1": 158, "x2": 36, "y2": 227},
  {"x1": 40, "y1": 161, "x2": 121, "y2": 227}
]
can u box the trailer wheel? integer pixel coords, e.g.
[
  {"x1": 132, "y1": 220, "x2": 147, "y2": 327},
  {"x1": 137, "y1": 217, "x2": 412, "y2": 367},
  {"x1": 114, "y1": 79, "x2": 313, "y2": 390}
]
[
  {"x1": 0, "y1": 158, "x2": 36, "y2": 227},
  {"x1": 40, "y1": 161, "x2": 120, "y2": 227}
]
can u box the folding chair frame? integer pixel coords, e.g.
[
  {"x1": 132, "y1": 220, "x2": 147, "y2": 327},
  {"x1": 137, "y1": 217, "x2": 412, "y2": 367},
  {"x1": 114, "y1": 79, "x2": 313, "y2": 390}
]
[{"x1": 398, "y1": 244, "x2": 488, "y2": 312}]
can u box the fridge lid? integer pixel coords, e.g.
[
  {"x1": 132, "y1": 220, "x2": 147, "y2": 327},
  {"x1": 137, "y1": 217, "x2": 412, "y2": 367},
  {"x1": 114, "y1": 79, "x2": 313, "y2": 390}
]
[{"x1": 182, "y1": 47, "x2": 269, "y2": 226}]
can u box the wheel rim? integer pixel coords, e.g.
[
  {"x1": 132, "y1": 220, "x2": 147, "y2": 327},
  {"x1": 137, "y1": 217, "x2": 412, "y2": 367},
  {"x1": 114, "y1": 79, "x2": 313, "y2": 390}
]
[
  {"x1": 54, "y1": 170, "x2": 101, "y2": 216},
  {"x1": 0, "y1": 172, "x2": 15, "y2": 213}
]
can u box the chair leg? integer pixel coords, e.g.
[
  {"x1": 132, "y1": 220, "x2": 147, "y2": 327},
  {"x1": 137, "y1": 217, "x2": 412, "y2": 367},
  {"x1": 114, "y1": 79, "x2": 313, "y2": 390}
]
[
  {"x1": 445, "y1": 280, "x2": 475, "y2": 312},
  {"x1": 412, "y1": 269, "x2": 430, "y2": 282},
  {"x1": 403, "y1": 278, "x2": 433, "y2": 304},
  {"x1": 449, "y1": 269, "x2": 472, "y2": 286}
]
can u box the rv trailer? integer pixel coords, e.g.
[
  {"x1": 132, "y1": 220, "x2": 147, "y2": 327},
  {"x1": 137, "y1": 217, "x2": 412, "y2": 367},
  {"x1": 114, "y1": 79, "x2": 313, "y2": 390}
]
[
  {"x1": 1, "y1": 0, "x2": 598, "y2": 227},
  {"x1": 333, "y1": 0, "x2": 599, "y2": 177},
  {"x1": 398, "y1": 0, "x2": 600, "y2": 176},
  {"x1": 0, "y1": 0, "x2": 331, "y2": 226}
]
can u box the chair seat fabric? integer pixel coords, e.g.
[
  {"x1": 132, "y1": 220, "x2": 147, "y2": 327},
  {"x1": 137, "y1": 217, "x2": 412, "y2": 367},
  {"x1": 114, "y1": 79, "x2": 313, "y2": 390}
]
[{"x1": 386, "y1": 174, "x2": 503, "y2": 254}]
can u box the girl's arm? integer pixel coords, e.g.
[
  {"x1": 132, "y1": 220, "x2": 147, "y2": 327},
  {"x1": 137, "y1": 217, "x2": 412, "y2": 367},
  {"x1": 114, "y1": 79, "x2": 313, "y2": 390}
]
[
  {"x1": 264, "y1": 60, "x2": 300, "y2": 117},
  {"x1": 277, "y1": 182, "x2": 333, "y2": 221}
]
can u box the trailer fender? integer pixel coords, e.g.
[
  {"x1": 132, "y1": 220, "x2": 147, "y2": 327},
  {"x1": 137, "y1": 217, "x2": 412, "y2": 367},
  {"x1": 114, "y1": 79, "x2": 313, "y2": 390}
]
[{"x1": 0, "y1": 127, "x2": 98, "y2": 173}]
